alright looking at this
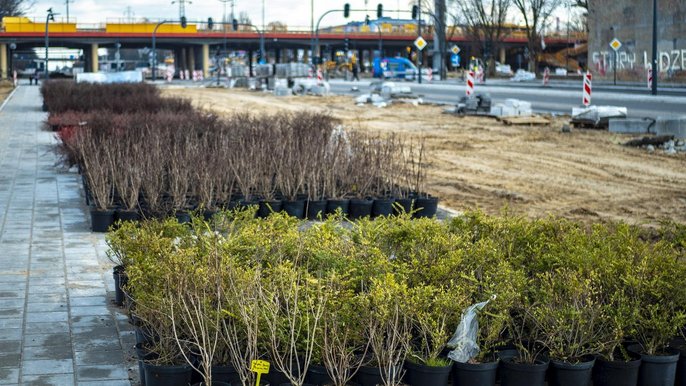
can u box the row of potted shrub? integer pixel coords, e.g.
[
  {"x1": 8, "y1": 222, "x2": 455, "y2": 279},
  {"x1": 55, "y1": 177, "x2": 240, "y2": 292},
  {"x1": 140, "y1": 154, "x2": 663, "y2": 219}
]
[
  {"x1": 43, "y1": 81, "x2": 439, "y2": 232},
  {"x1": 107, "y1": 210, "x2": 686, "y2": 386}
]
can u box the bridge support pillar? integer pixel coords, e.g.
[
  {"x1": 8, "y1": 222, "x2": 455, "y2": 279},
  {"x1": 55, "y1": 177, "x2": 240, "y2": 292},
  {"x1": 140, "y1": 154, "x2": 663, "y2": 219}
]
[
  {"x1": 180, "y1": 48, "x2": 187, "y2": 72},
  {"x1": 0, "y1": 43, "x2": 7, "y2": 80},
  {"x1": 499, "y1": 47, "x2": 506, "y2": 64},
  {"x1": 202, "y1": 44, "x2": 209, "y2": 78},
  {"x1": 188, "y1": 46, "x2": 196, "y2": 71},
  {"x1": 91, "y1": 43, "x2": 99, "y2": 73}
]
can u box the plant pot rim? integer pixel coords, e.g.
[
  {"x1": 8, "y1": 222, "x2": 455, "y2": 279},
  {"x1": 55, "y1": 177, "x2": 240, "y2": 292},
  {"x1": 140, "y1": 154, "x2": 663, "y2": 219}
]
[
  {"x1": 501, "y1": 356, "x2": 550, "y2": 368},
  {"x1": 638, "y1": 347, "x2": 680, "y2": 362},
  {"x1": 404, "y1": 358, "x2": 453, "y2": 371},
  {"x1": 452, "y1": 359, "x2": 499, "y2": 370},
  {"x1": 551, "y1": 356, "x2": 595, "y2": 369}
]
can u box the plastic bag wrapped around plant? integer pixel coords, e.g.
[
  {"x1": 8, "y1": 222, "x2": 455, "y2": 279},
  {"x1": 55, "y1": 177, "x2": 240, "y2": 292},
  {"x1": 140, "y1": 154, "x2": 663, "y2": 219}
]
[{"x1": 446, "y1": 295, "x2": 495, "y2": 363}]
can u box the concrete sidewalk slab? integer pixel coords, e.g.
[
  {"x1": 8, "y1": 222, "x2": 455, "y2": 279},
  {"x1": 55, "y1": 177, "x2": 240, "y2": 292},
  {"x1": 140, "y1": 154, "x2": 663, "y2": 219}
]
[{"x1": 0, "y1": 86, "x2": 134, "y2": 385}]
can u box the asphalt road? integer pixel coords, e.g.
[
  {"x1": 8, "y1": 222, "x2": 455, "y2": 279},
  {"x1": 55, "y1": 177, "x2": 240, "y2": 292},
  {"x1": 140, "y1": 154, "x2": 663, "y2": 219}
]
[{"x1": 329, "y1": 79, "x2": 686, "y2": 119}]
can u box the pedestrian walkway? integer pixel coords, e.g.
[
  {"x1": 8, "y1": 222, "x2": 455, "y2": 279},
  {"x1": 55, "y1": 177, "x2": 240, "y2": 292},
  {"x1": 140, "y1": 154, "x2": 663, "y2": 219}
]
[{"x1": 0, "y1": 86, "x2": 134, "y2": 385}]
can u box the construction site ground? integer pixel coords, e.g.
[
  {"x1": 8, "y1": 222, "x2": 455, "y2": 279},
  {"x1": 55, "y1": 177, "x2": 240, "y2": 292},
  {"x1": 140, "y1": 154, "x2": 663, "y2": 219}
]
[
  {"x1": 0, "y1": 83, "x2": 14, "y2": 105},
  {"x1": 163, "y1": 87, "x2": 686, "y2": 225}
]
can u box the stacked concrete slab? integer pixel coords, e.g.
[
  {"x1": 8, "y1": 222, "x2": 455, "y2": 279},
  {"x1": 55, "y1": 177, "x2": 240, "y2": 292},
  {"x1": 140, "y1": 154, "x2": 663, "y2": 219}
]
[
  {"x1": 609, "y1": 118, "x2": 655, "y2": 134},
  {"x1": 655, "y1": 117, "x2": 686, "y2": 138},
  {"x1": 490, "y1": 99, "x2": 532, "y2": 117}
]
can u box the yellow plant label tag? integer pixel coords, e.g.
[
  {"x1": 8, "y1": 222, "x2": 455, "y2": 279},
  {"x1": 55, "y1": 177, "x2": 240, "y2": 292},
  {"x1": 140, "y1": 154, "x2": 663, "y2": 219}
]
[{"x1": 250, "y1": 359, "x2": 270, "y2": 374}]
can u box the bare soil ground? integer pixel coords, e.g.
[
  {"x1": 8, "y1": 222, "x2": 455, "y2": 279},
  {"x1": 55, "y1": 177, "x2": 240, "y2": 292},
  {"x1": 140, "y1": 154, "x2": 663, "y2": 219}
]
[
  {"x1": 163, "y1": 87, "x2": 686, "y2": 225},
  {"x1": 0, "y1": 83, "x2": 13, "y2": 105}
]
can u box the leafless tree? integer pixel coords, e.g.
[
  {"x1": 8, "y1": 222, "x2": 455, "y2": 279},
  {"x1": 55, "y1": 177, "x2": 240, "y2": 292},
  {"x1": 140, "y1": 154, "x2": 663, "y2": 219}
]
[
  {"x1": 511, "y1": 0, "x2": 564, "y2": 71},
  {"x1": 0, "y1": 0, "x2": 33, "y2": 19},
  {"x1": 453, "y1": 0, "x2": 511, "y2": 75}
]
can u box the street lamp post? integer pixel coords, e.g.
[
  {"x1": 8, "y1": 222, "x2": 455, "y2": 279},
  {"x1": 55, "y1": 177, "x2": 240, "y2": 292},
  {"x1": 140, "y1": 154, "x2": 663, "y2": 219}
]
[
  {"x1": 651, "y1": 0, "x2": 658, "y2": 95},
  {"x1": 45, "y1": 8, "x2": 57, "y2": 80},
  {"x1": 417, "y1": 0, "x2": 422, "y2": 84},
  {"x1": 151, "y1": 20, "x2": 170, "y2": 82}
]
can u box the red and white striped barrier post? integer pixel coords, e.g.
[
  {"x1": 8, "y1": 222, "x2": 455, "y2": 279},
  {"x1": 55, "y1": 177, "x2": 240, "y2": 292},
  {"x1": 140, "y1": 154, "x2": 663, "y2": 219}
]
[
  {"x1": 184, "y1": 69, "x2": 190, "y2": 81},
  {"x1": 13, "y1": 70, "x2": 17, "y2": 87},
  {"x1": 316, "y1": 68, "x2": 323, "y2": 85},
  {"x1": 466, "y1": 71, "x2": 475, "y2": 96},
  {"x1": 166, "y1": 68, "x2": 173, "y2": 82},
  {"x1": 180, "y1": 70, "x2": 185, "y2": 80},
  {"x1": 308, "y1": 67, "x2": 313, "y2": 79},
  {"x1": 543, "y1": 67, "x2": 550, "y2": 87},
  {"x1": 647, "y1": 67, "x2": 653, "y2": 90},
  {"x1": 582, "y1": 71, "x2": 592, "y2": 106}
]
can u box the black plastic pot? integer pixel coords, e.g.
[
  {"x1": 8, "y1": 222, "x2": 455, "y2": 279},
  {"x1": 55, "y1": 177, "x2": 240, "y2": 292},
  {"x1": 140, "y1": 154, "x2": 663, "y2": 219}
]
[
  {"x1": 372, "y1": 198, "x2": 395, "y2": 218},
  {"x1": 305, "y1": 364, "x2": 332, "y2": 386},
  {"x1": 282, "y1": 200, "x2": 306, "y2": 219},
  {"x1": 203, "y1": 210, "x2": 217, "y2": 221},
  {"x1": 500, "y1": 357, "x2": 549, "y2": 386},
  {"x1": 116, "y1": 209, "x2": 140, "y2": 223},
  {"x1": 112, "y1": 265, "x2": 127, "y2": 306},
  {"x1": 175, "y1": 211, "x2": 192, "y2": 224},
  {"x1": 258, "y1": 200, "x2": 282, "y2": 218},
  {"x1": 191, "y1": 382, "x2": 231, "y2": 386},
  {"x1": 637, "y1": 348, "x2": 680, "y2": 386},
  {"x1": 393, "y1": 198, "x2": 414, "y2": 215},
  {"x1": 135, "y1": 343, "x2": 158, "y2": 386},
  {"x1": 134, "y1": 325, "x2": 158, "y2": 346},
  {"x1": 674, "y1": 342, "x2": 686, "y2": 386},
  {"x1": 404, "y1": 359, "x2": 451, "y2": 386},
  {"x1": 326, "y1": 199, "x2": 349, "y2": 215},
  {"x1": 306, "y1": 200, "x2": 327, "y2": 220},
  {"x1": 452, "y1": 360, "x2": 498, "y2": 386},
  {"x1": 348, "y1": 198, "x2": 373, "y2": 219},
  {"x1": 355, "y1": 365, "x2": 384, "y2": 386},
  {"x1": 143, "y1": 363, "x2": 192, "y2": 386},
  {"x1": 593, "y1": 354, "x2": 641, "y2": 386},
  {"x1": 211, "y1": 364, "x2": 241, "y2": 385},
  {"x1": 90, "y1": 208, "x2": 115, "y2": 232},
  {"x1": 268, "y1": 369, "x2": 291, "y2": 386},
  {"x1": 413, "y1": 196, "x2": 439, "y2": 218},
  {"x1": 550, "y1": 357, "x2": 595, "y2": 386}
]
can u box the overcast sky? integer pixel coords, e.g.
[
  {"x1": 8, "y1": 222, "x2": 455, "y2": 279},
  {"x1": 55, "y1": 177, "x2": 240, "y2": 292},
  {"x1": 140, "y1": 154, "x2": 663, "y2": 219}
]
[{"x1": 26, "y1": 0, "x2": 419, "y2": 29}]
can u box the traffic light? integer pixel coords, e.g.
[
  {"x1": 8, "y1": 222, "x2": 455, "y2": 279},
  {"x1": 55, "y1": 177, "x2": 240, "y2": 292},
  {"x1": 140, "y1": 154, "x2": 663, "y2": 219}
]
[
  {"x1": 377, "y1": 4, "x2": 383, "y2": 18},
  {"x1": 207, "y1": 17, "x2": 214, "y2": 30},
  {"x1": 181, "y1": 16, "x2": 187, "y2": 28},
  {"x1": 343, "y1": 3, "x2": 350, "y2": 18},
  {"x1": 232, "y1": 18, "x2": 238, "y2": 31},
  {"x1": 411, "y1": 5, "x2": 418, "y2": 19}
]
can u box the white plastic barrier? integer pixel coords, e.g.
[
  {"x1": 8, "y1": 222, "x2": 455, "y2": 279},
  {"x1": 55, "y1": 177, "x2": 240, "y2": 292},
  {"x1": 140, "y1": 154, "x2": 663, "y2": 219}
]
[{"x1": 76, "y1": 71, "x2": 143, "y2": 84}]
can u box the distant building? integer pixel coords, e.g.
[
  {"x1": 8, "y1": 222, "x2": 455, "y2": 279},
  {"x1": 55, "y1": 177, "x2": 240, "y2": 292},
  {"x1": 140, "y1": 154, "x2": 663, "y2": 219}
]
[{"x1": 587, "y1": 0, "x2": 686, "y2": 83}]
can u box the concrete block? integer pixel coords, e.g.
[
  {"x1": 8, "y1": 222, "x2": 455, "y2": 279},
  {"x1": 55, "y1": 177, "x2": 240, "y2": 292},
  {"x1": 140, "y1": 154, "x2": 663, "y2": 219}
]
[
  {"x1": 273, "y1": 86, "x2": 291, "y2": 97},
  {"x1": 655, "y1": 117, "x2": 686, "y2": 138},
  {"x1": 609, "y1": 118, "x2": 654, "y2": 134}
]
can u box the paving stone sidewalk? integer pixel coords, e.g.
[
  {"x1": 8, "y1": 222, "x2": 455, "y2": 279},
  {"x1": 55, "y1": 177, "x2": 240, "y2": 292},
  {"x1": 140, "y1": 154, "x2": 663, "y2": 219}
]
[{"x1": 0, "y1": 86, "x2": 135, "y2": 385}]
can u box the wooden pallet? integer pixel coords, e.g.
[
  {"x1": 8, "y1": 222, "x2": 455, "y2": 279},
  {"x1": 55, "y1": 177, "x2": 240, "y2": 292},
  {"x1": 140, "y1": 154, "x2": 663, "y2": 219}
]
[{"x1": 498, "y1": 115, "x2": 551, "y2": 126}]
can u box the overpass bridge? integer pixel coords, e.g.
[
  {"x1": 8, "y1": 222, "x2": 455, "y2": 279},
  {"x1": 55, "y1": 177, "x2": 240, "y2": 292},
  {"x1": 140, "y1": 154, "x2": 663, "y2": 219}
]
[{"x1": 0, "y1": 17, "x2": 586, "y2": 78}]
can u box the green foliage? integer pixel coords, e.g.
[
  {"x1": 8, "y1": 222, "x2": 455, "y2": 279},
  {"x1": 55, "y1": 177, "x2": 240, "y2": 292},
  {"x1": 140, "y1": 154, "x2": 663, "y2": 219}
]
[{"x1": 106, "y1": 208, "x2": 686, "y2": 378}]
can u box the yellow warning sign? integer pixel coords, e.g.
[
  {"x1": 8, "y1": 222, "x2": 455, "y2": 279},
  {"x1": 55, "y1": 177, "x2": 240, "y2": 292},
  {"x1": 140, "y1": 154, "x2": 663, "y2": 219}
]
[
  {"x1": 609, "y1": 38, "x2": 622, "y2": 51},
  {"x1": 414, "y1": 36, "x2": 427, "y2": 51}
]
